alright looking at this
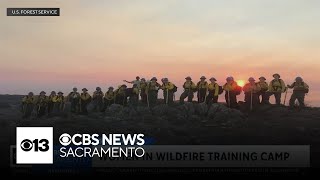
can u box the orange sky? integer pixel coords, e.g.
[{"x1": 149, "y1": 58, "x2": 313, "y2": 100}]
[{"x1": 1, "y1": 0, "x2": 320, "y2": 106}]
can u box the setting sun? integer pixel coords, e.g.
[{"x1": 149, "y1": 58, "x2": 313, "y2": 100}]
[{"x1": 236, "y1": 80, "x2": 246, "y2": 87}]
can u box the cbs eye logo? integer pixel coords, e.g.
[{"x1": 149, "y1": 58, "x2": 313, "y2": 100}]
[
  {"x1": 59, "y1": 133, "x2": 71, "y2": 146},
  {"x1": 20, "y1": 139, "x2": 49, "y2": 152}
]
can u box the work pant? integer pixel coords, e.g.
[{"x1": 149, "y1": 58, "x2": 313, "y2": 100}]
[
  {"x1": 257, "y1": 91, "x2": 268, "y2": 104},
  {"x1": 206, "y1": 92, "x2": 218, "y2": 105},
  {"x1": 140, "y1": 90, "x2": 147, "y2": 104},
  {"x1": 22, "y1": 103, "x2": 34, "y2": 118},
  {"x1": 47, "y1": 102, "x2": 54, "y2": 114},
  {"x1": 130, "y1": 94, "x2": 139, "y2": 106},
  {"x1": 37, "y1": 105, "x2": 47, "y2": 118},
  {"x1": 104, "y1": 99, "x2": 114, "y2": 109},
  {"x1": 80, "y1": 100, "x2": 90, "y2": 114},
  {"x1": 70, "y1": 98, "x2": 79, "y2": 113},
  {"x1": 244, "y1": 92, "x2": 259, "y2": 110},
  {"x1": 197, "y1": 88, "x2": 207, "y2": 103},
  {"x1": 93, "y1": 98, "x2": 104, "y2": 112},
  {"x1": 225, "y1": 91, "x2": 238, "y2": 108},
  {"x1": 163, "y1": 90, "x2": 174, "y2": 104},
  {"x1": 115, "y1": 94, "x2": 127, "y2": 106},
  {"x1": 52, "y1": 102, "x2": 63, "y2": 114},
  {"x1": 289, "y1": 91, "x2": 305, "y2": 108},
  {"x1": 180, "y1": 90, "x2": 194, "y2": 104},
  {"x1": 148, "y1": 90, "x2": 158, "y2": 106},
  {"x1": 267, "y1": 92, "x2": 282, "y2": 105}
]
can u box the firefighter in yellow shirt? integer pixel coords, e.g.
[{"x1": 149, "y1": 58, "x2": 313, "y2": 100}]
[
  {"x1": 145, "y1": 77, "x2": 161, "y2": 107},
  {"x1": 35, "y1": 91, "x2": 48, "y2": 118},
  {"x1": 80, "y1": 88, "x2": 91, "y2": 114},
  {"x1": 206, "y1": 77, "x2": 219, "y2": 104},
  {"x1": 21, "y1": 92, "x2": 35, "y2": 118},
  {"x1": 243, "y1": 77, "x2": 261, "y2": 110},
  {"x1": 180, "y1": 76, "x2": 197, "y2": 104},
  {"x1": 161, "y1": 78, "x2": 176, "y2": 104},
  {"x1": 115, "y1": 84, "x2": 127, "y2": 105},
  {"x1": 129, "y1": 84, "x2": 140, "y2": 105},
  {"x1": 104, "y1": 87, "x2": 115, "y2": 109},
  {"x1": 267, "y1": 73, "x2": 286, "y2": 105},
  {"x1": 197, "y1": 76, "x2": 208, "y2": 103},
  {"x1": 256, "y1": 77, "x2": 269, "y2": 104},
  {"x1": 52, "y1": 91, "x2": 64, "y2": 114},
  {"x1": 223, "y1": 76, "x2": 241, "y2": 108},
  {"x1": 92, "y1": 87, "x2": 104, "y2": 112},
  {"x1": 287, "y1": 77, "x2": 309, "y2": 109},
  {"x1": 140, "y1": 78, "x2": 148, "y2": 104},
  {"x1": 47, "y1": 91, "x2": 56, "y2": 114},
  {"x1": 67, "y1": 87, "x2": 80, "y2": 113}
]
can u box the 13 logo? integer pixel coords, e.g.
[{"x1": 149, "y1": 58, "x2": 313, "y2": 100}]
[
  {"x1": 16, "y1": 127, "x2": 53, "y2": 164},
  {"x1": 20, "y1": 139, "x2": 49, "y2": 152}
]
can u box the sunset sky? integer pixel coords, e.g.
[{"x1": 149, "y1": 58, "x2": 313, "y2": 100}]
[{"x1": 1, "y1": 0, "x2": 319, "y2": 104}]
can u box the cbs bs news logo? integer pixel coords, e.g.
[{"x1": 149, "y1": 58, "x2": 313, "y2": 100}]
[
  {"x1": 16, "y1": 127, "x2": 53, "y2": 164},
  {"x1": 59, "y1": 133, "x2": 72, "y2": 146}
]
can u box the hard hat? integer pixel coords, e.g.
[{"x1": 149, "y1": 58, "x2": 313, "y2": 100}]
[
  {"x1": 58, "y1": 91, "x2": 63, "y2": 95},
  {"x1": 259, "y1": 76, "x2": 266, "y2": 80},
  {"x1": 185, "y1": 76, "x2": 192, "y2": 80},
  {"x1": 151, "y1": 77, "x2": 157, "y2": 81},
  {"x1": 82, "y1": 88, "x2": 88, "y2": 91},
  {"x1": 273, "y1": 73, "x2": 281, "y2": 78},
  {"x1": 210, "y1": 77, "x2": 217, "y2": 81},
  {"x1": 226, "y1": 76, "x2": 234, "y2": 81},
  {"x1": 295, "y1": 77, "x2": 303, "y2": 81},
  {"x1": 200, "y1": 76, "x2": 206, "y2": 79},
  {"x1": 248, "y1": 77, "x2": 255, "y2": 82}
]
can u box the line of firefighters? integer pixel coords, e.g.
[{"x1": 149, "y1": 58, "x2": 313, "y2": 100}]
[{"x1": 21, "y1": 73, "x2": 309, "y2": 118}]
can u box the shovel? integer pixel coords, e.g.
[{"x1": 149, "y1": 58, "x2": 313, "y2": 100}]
[
  {"x1": 203, "y1": 88, "x2": 208, "y2": 104},
  {"x1": 250, "y1": 90, "x2": 253, "y2": 111},
  {"x1": 146, "y1": 92, "x2": 150, "y2": 108},
  {"x1": 166, "y1": 89, "x2": 169, "y2": 104},
  {"x1": 227, "y1": 90, "x2": 231, "y2": 108},
  {"x1": 283, "y1": 88, "x2": 288, "y2": 106}
]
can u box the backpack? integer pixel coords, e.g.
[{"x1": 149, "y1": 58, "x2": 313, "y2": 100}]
[
  {"x1": 125, "y1": 88, "x2": 133, "y2": 96},
  {"x1": 172, "y1": 84, "x2": 178, "y2": 93},
  {"x1": 213, "y1": 83, "x2": 224, "y2": 95},
  {"x1": 218, "y1": 86, "x2": 224, "y2": 95}
]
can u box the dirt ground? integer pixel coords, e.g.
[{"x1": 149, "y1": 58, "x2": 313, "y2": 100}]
[{"x1": 1, "y1": 95, "x2": 320, "y2": 170}]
